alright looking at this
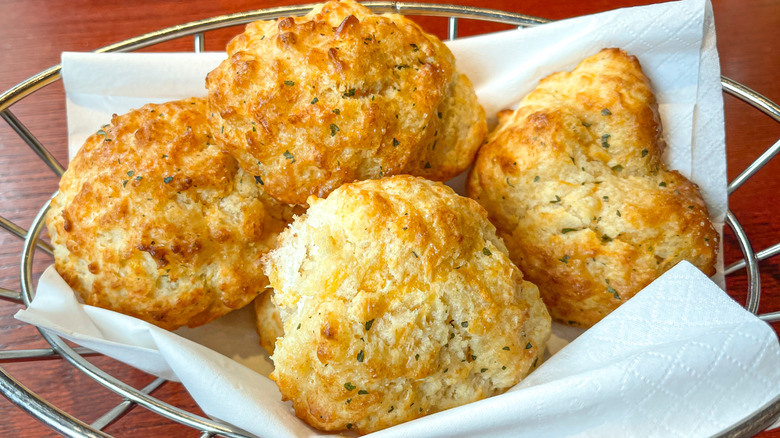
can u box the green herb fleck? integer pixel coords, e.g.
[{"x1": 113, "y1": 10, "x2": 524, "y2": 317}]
[
  {"x1": 616, "y1": 210, "x2": 622, "y2": 217},
  {"x1": 122, "y1": 180, "x2": 128, "y2": 188},
  {"x1": 503, "y1": 346, "x2": 510, "y2": 351},
  {"x1": 502, "y1": 366, "x2": 507, "y2": 370},
  {"x1": 255, "y1": 175, "x2": 264, "y2": 185},
  {"x1": 659, "y1": 181, "x2": 667, "y2": 187},
  {"x1": 283, "y1": 150, "x2": 296, "y2": 163},
  {"x1": 688, "y1": 205, "x2": 694, "y2": 210},
  {"x1": 396, "y1": 64, "x2": 410, "y2": 69},
  {"x1": 311, "y1": 97, "x2": 319, "y2": 104},
  {"x1": 506, "y1": 177, "x2": 514, "y2": 187},
  {"x1": 424, "y1": 162, "x2": 431, "y2": 169},
  {"x1": 358, "y1": 390, "x2": 369, "y2": 395},
  {"x1": 410, "y1": 43, "x2": 419, "y2": 51},
  {"x1": 347, "y1": 423, "x2": 353, "y2": 430},
  {"x1": 392, "y1": 138, "x2": 400, "y2": 147},
  {"x1": 297, "y1": 323, "x2": 301, "y2": 330},
  {"x1": 601, "y1": 234, "x2": 613, "y2": 242},
  {"x1": 389, "y1": 405, "x2": 395, "y2": 413},
  {"x1": 135, "y1": 176, "x2": 142, "y2": 181},
  {"x1": 534, "y1": 175, "x2": 540, "y2": 183},
  {"x1": 163, "y1": 176, "x2": 173, "y2": 184},
  {"x1": 365, "y1": 319, "x2": 374, "y2": 331},
  {"x1": 97, "y1": 129, "x2": 107, "y2": 136},
  {"x1": 581, "y1": 121, "x2": 592, "y2": 127},
  {"x1": 525, "y1": 342, "x2": 533, "y2": 350},
  {"x1": 357, "y1": 350, "x2": 364, "y2": 362},
  {"x1": 284, "y1": 80, "x2": 295, "y2": 86},
  {"x1": 601, "y1": 108, "x2": 612, "y2": 116},
  {"x1": 330, "y1": 124, "x2": 340, "y2": 136},
  {"x1": 482, "y1": 247, "x2": 492, "y2": 256},
  {"x1": 344, "y1": 382, "x2": 356, "y2": 391},
  {"x1": 161, "y1": 154, "x2": 168, "y2": 158},
  {"x1": 461, "y1": 321, "x2": 468, "y2": 328},
  {"x1": 601, "y1": 134, "x2": 611, "y2": 149},
  {"x1": 412, "y1": 250, "x2": 419, "y2": 258},
  {"x1": 611, "y1": 164, "x2": 624, "y2": 172},
  {"x1": 561, "y1": 228, "x2": 577, "y2": 234},
  {"x1": 443, "y1": 368, "x2": 449, "y2": 373},
  {"x1": 559, "y1": 254, "x2": 570, "y2": 264},
  {"x1": 415, "y1": 354, "x2": 420, "y2": 361},
  {"x1": 481, "y1": 368, "x2": 488, "y2": 373},
  {"x1": 641, "y1": 149, "x2": 648, "y2": 157},
  {"x1": 332, "y1": 108, "x2": 340, "y2": 115},
  {"x1": 343, "y1": 88, "x2": 356, "y2": 98}
]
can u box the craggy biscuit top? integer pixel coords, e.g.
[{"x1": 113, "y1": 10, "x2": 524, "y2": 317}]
[
  {"x1": 265, "y1": 175, "x2": 550, "y2": 434},
  {"x1": 206, "y1": 0, "x2": 485, "y2": 205},
  {"x1": 47, "y1": 97, "x2": 293, "y2": 330},
  {"x1": 468, "y1": 48, "x2": 718, "y2": 327}
]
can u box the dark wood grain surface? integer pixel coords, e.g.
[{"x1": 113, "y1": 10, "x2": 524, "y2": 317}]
[{"x1": 1, "y1": 0, "x2": 778, "y2": 436}]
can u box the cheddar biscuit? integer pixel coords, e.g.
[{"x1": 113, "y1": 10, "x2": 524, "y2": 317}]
[
  {"x1": 265, "y1": 175, "x2": 550, "y2": 433},
  {"x1": 467, "y1": 48, "x2": 718, "y2": 327}
]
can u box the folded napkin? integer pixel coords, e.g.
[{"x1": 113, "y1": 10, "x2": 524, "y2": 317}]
[{"x1": 17, "y1": 0, "x2": 774, "y2": 436}]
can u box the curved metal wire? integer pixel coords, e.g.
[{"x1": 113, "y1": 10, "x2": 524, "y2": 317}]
[{"x1": 0, "y1": 2, "x2": 777, "y2": 437}]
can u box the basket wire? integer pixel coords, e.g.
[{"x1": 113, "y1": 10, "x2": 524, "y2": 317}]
[{"x1": 0, "y1": 2, "x2": 778, "y2": 437}]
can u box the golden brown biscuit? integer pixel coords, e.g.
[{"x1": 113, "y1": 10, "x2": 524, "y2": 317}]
[
  {"x1": 254, "y1": 291, "x2": 283, "y2": 354},
  {"x1": 264, "y1": 175, "x2": 550, "y2": 434},
  {"x1": 206, "y1": 0, "x2": 485, "y2": 205},
  {"x1": 467, "y1": 48, "x2": 718, "y2": 328},
  {"x1": 46, "y1": 97, "x2": 294, "y2": 330}
]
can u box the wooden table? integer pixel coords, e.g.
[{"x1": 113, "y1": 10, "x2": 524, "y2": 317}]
[{"x1": 1, "y1": 0, "x2": 777, "y2": 436}]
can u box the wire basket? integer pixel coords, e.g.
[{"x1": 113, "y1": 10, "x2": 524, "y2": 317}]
[{"x1": 1, "y1": 2, "x2": 778, "y2": 437}]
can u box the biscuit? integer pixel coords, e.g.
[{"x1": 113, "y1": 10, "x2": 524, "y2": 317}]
[
  {"x1": 264, "y1": 175, "x2": 550, "y2": 434},
  {"x1": 206, "y1": 0, "x2": 485, "y2": 205},
  {"x1": 467, "y1": 48, "x2": 718, "y2": 327},
  {"x1": 46, "y1": 97, "x2": 293, "y2": 330},
  {"x1": 254, "y1": 291, "x2": 283, "y2": 354}
]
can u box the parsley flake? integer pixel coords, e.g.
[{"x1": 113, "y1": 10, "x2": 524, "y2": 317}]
[
  {"x1": 283, "y1": 150, "x2": 296, "y2": 163},
  {"x1": 96, "y1": 129, "x2": 107, "y2": 136},
  {"x1": 392, "y1": 138, "x2": 400, "y2": 147},
  {"x1": 559, "y1": 254, "x2": 570, "y2": 264},
  {"x1": 601, "y1": 108, "x2": 612, "y2": 116},
  {"x1": 344, "y1": 382, "x2": 356, "y2": 391},
  {"x1": 562, "y1": 228, "x2": 577, "y2": 234},
  {"x1": 424, "y1": 162, "x2": 431, "y2": 169},
  {"x1": 311, "y1": 97, "x2": 319, "y2": 104},
  {"x1": 550, "y1": 195, "x2": 561, "y2": 204},
  {"x1": 616, "y1": 210, "x2": 622, "y2": 217},
  {"x1": 343, "y1": 88, "x2": 356, "y2": 98},
  {"x1": 254, "y1": 175, "x2": 264, "y2": 185},
  {"x1": 357, "y1": 350, "x2": 364, "y2": 362},
  {"x1": 611, "y1": 164, "x2": 624, "y2": 172},
  {"x1": 365, "y1": 319, "x2": 374, "y2": 331},
  {"x1": 481, "y1": 368, "x2": 488, "y2": 373},
  {"x1": 534, "y1": 175, "x2": 540, "y2": 183},
  {"x1": 283, "y1": 80, "x2": 295, "y2": 86},
  {"x1": 601, "y1": 134, "x2": 611, "y2": 149},
  {"x1": 358, "y1": 390, "x2": 369, "y2": 395},
  {"x1": 502, "y1": 346, "x2": 510, "y2": 351},
  {"x1": 330, "y1": 124, "x2": 340, "y2": 137},
  {"x1": 641, "y1": 149, "x2": 648, "y2": 157},
  {"x1": 461, "y1": 321, "x2": 468, "y2": 328},
  {"x1": 525, "y1": 342, "x2": 533, "y2": 349},
  {"x1": 482, "y1": 247, "x2": 492, "y2": 256},
  {"x1": 163, "y1": 176, "x2": 173, "y2": 184},
  {"x1": 659, "y1": 181, "x2": 667, "y2": 187}
]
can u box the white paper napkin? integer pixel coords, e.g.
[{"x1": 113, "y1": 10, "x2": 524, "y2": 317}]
[{"x1": 16, "y1": 0, "x2": 776, "y2": 436}]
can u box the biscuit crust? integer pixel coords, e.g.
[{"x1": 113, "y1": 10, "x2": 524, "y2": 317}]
[
  {"x1": 206, "y1": 0, "x2": 485, "y2": 205},
  {"x1": 47, "y1": 98, "x2": 292, "y2": 330},
  {"x1": 264, "y1": 176, "x2": 550, "y2": 434},
  {"x1": 468, "y1": 48, "x2": 718, "y2": 327}
]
